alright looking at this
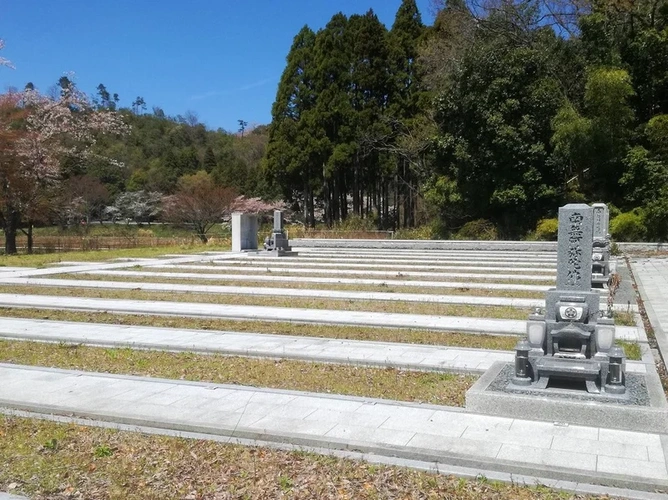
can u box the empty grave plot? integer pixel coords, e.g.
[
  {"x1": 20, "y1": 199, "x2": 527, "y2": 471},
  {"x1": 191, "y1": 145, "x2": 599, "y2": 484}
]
[{"x1": 0, "y1": 245, "x2": 663, "y2": 498}]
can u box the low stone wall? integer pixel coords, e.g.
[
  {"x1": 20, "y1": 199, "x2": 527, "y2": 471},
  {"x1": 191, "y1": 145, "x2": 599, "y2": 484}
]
[
  {"x1": 617, "y1": 242, "x2": 668, "y2": 252},
  {"x1": 292, "y1": 238, "x2": 667, "y2": 252},
  {"x1": 291, "y1": 239, "x2": 558, "y2": 251}
]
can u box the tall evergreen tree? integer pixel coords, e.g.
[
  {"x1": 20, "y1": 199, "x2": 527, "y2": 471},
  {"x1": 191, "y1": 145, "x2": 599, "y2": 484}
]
[
  {"x1": 203, "y1": 146, "x2": 217, "y2": 172},
  {"x1": 264, "y1": 25, "x2": 323, "y2": 225}
]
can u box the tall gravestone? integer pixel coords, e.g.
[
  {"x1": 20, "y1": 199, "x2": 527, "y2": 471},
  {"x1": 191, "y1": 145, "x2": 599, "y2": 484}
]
[
  {"x1": 263, "y1": 210, "x2": 296, "y2": 256},
  {"x1": 231, "y1": 212, "x2": 258, "y2": 252},
  {"x1": 513, "y1": 203, "x2": 626, "y2": 395},
  {"x1": 591, "y1": 203, "x2": 611, "y2": 287}
]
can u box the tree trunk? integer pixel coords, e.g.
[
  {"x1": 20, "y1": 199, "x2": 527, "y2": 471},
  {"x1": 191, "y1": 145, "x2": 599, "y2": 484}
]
[
  {"x1": 309, "y1": 191, "x2": 315, "y2": 228},
  {"x1": 303, "y1": 183, "x2": 308, "y2": 225},
  {"x1": 339, "y1": 170, "x2": 347, "y2": 220},
  {"x1": 332, "y1": 177, "x2": 340, "y2": 224},
  {"x1": 3, "y1": 209, "x2": 19, "y2": 255},
  {"x1": 353, "y1": 152, "x2": 360, "y2": 217},
  {"x1": 27, "y1": 221, "x2": 33, "y2": 254}
]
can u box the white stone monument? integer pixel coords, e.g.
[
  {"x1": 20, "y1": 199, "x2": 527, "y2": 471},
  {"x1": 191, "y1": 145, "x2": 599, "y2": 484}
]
[{"x1": 231, "y1": 212, "x2": 258, "y2": 252}]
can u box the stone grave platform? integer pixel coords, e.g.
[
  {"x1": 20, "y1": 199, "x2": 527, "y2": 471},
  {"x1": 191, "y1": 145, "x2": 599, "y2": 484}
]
[{"x1": 466, "y1": 361, "x2": 668, "y2": 434}]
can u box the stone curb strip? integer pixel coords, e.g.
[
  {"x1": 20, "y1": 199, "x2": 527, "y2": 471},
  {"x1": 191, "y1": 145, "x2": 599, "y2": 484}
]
[
  {"x1": 0, "y1": 276, "x2": 634, "y2": 312},
  {"x1": 146, "y1": 263, "x2": 556, "y2": 282},
  {"x1": 0, "y1": 293, "x2": 640, "y2": 340},
  {"x1": 80, "y1": 269, "x2": 555, "y2": 292},
  {"x1": 0, "y1": 317, "x2": 648, "y2": 375},
  {"x1": 1, "y1": 364, "x2": 666, "y2": 492}
]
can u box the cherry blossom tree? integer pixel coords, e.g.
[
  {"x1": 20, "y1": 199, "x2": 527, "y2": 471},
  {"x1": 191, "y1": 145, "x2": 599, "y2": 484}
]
[
  {"x1": 111, "y1": 190, "x2": 162, "y2": 225},
  {"x1": 0, "y1": 84, "x2": 129, "y2": 254},
  {"x1": 232, "y1": 195, "x2": 284, "y2": 214}
]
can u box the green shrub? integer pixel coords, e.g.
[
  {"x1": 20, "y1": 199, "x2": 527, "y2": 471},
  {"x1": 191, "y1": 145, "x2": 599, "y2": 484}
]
[
  {"x1": 610, "y1": 211, "x2": 647, "y2": 242},
  {"x1": 643, "y1": 193, "x2": 668, "y2": 242},
  {"x1": 533, "y1": 218, "x2": 558, "y2": 241},
  {"x1": 394, "y1": 225, "x2": 436, "y2": 240},
  {"x1": 455, "y1": 219, "x2": 498, "y2": 240},
  {"x1": 336, "y1": 215, "x2": 377, "y2": 232}
]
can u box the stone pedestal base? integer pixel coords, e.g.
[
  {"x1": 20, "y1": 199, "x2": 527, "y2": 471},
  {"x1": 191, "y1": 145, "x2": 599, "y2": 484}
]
[{"x1": 466, "y1": 362, "x2": 667, "y2": 433}]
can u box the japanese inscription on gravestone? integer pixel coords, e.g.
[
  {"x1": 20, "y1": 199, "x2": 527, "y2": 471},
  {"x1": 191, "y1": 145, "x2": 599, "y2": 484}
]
[
  {"x1": 593, "y1": 208, "x2": 604, "y2": 238},
  {"x1": 557, "y1": 204, "x2": 593, "y2": 292}
]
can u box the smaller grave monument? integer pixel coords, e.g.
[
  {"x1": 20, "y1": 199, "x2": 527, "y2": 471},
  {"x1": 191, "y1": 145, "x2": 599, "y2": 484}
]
[
  {"x1": 512, "y1": 203, "x2": 626, "y2": 395},
  {"x1": 231, "y1": 212, "x2": 258, "y2": 252},
  {"x1": 591, "y1": 202, "x2": 611, "y2": 288},
  {"x1": 263, "y1": 210, "x2": 297, "y2": 256}
]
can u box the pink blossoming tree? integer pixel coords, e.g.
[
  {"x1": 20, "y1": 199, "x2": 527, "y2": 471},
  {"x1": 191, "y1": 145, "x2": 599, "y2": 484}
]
[{"x1": 0, "y1": 83, "x2": 129, "y2": 254}]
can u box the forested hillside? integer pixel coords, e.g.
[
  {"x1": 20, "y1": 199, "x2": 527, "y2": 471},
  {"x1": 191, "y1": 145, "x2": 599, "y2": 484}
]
[
  {"x1": 89, "y1": 105, "x2": 269, "y2": 198},
  {"x1": 2, "y1": 0, "x2": 668, "y2": 249},
  {"x1": 264, "y1": 0, "x2": 668, "y2": 240}
]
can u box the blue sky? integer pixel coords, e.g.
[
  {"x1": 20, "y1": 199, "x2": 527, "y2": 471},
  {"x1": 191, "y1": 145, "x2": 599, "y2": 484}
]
[{"x1": 1, "y1": 1, "x2": 434, "y2": 133}]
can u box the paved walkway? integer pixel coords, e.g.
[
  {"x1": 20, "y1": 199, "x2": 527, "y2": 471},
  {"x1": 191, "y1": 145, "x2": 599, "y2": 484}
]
[
  {"x1": 1, "y1": 277, "x2": 628, "y2": 312},
  {"x1": 243, "y1": 255, "x2": 558, "y2": 266},
  {"x1": 147, "y1": 264, "x2": 556, "y2": 282},
  {"x1": 0, "y1": 254, "x2": 217, "y2": 280},
  {"x1": 293, "y1": 247, "x2": 558, "y2": 258},
  {"x1": 632, "y1": 258, "x2": 668, "y2": 365},
  {"x1": 1, "y1": 364, "x2": 665, "y2": 489},
  {"x1": 80, "y1": 269, "x2": 555, "y2": 293},
  {"x1": 0, "y1": 293, "x2": 641, "y2": 340},
  {"x1": 0, "y1": 277, "x2": 548, "y2": 308},
  {"x1": 215, "y1": 259, "x2": 557, "y2": 274},
  {"x1": 0, "y1": 317, "x2": 647, "y2": 375}
]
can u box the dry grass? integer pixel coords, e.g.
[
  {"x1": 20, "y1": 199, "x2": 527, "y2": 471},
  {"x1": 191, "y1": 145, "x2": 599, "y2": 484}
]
[
  {"x1": 148, "y1": 266, "x2": 556, "y2": 284},
  {"x1": 220, "y1": 261, "x2": 556, "y2": 275},
  {"x1": 0, "y1": 414, "x2": 591, "y2": 500},
  {"x1": 57, "y1": 272, "x2": 547, "y2": 299},
  {"x1": 0, "y1": 244, "x2": 229, "y2": 268},
  {"x1": 0, "y1": 308, "x2": 520, "y2": 351},
  {"x1": 613, "y1": 311, "x2": 636, "y2": 327},
  {"x1": 0, "y1": 285, "x2": 532, "y2": 319},
  {"x1": 0, "y1": 340, "x2": 476, "y2": 406}
]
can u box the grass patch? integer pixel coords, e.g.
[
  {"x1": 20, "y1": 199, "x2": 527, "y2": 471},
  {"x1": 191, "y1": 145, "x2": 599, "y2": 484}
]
[
  {"x1": 0, "y1": 308, "x2": 520, "y2": 351},
  {"x1": 613, "y1": 310, "x2": 636, "y2": 327},
  {"x1": 152, "y1": 266, "x2": 555, "y2": 284},
  {"x1": 57, "y1": 272, "x2": 547, "y2": 299},
  {"x1": 0, "y1": 340, "x2": 476, "y2": 406},
  {"x1": 618, "y1": 341, "x2": 642, "y2": 361},
  {"x1": 0, "y1": 244, "x2": 229, "y2": 268},
  {"x1": 222, "y1": 261, "x2": 556, "y2": 275},
  {"x1": 0, "y1": 285, "x2": 533, "y2": 319},
  {"x1": 0, "y1": 414, "x2": 589, "y2": 500}
]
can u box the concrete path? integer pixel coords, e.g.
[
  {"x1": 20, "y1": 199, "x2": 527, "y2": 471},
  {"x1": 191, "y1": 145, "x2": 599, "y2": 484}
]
[
  {"x1": 1, "y1": 277, "x2": 628, "y2": 312},
  {"x1": 0, "y1": 253, "x2": 219, "y2": 280},
  {"x1": 0, "y1": 277, "x2": 545, "y2": 308},
  {"x1": 0, "y1": 293, "x2": 641, "y2": 340},
  {"x1": 0, "y1": 317, "x2": 648, "y2": 375},
  {"x1": 146, "y1": 264, "x2": 556, "y2": 282},
  {"x1": 632, "y1": 258, "x2": 668, "y2": 365},
  {"x1": 79, "y1": 269, "x2": 554, "y2": 293},
  {"x1": 243, "y1": 254, "x2": 558, "y2": 266},
  {"x1": 1, "y1": 364, "x2": 666, "y2": 490},
  {"x1": 294, "y1": 247, "x2": 558, "y2": 258},
  {"x1": 208, "y1": 259, "x2": 557, "y2": 274}
]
